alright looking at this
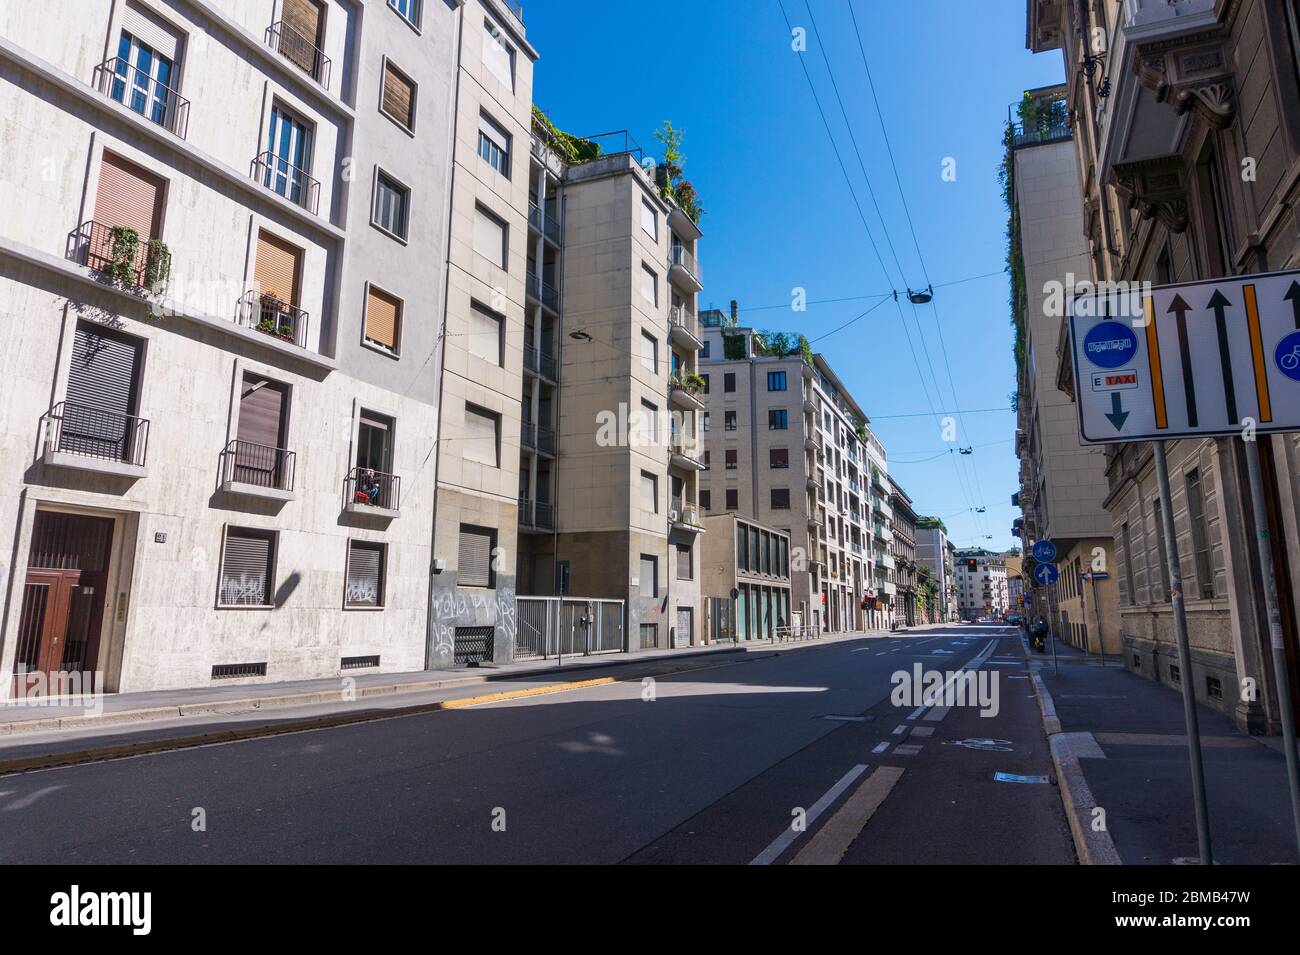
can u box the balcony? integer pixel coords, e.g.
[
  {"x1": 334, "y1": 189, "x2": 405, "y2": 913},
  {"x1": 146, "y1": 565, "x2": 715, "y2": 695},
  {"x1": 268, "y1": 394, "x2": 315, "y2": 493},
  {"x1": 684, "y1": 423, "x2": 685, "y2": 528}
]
[
  {"x1": 40, "y1": 402, "x2": 148, "y2": 478},
  {"x1": 669, "y1": 503, "x2": 704, "y2": 534},
  {"x1": 804, "y1": 433, "x2": 822, "y2": 453},
  {"x1": 667, "y1": 245, "x2": 703, "y2": 293},
  {"x1": 345, "y1": 467, "x2": 400, "y2": 519},
  {"x1": 669, "y1": 434, "x2": 705, "y2": 472},
  {"x1": 523, "y1": 344, "x2": 558, "y2": 382},
  {"x1": 518, "y1": 498, "x2": 554, "y2": 532},
  {"x1": 237, "y1": 290, "x2": 310, "y2": 349},
  {"x1": 528, "y1": 200, "x2": 562, "y2": 246},
  {"x1": 93, "y1": 57, "x2": 190, "y2": 138},
  {"x1": 267, "y1": 19, "x2": 332, "y2": 88},
  {"x1": 521, "y1": 421, "x2": 556, "y2": 457},
  {"x1": 219, "y1": 439, "x2": 296, "y2": 501},
  {"x1": 669, "y1": 376, "x2": 706, "y2": 412},
  {"x1": 69, "y1": 220, "x2": 172, "y2": 293},
  {"x1": 252, "y1": 151, "x2": 320, "y2": 215},
  {"x1": 525, "y1": 268, "x2": 561, "y2": 315},
  {"x1": 668, "y1": 307, "x2": 703, "y2": 351}
]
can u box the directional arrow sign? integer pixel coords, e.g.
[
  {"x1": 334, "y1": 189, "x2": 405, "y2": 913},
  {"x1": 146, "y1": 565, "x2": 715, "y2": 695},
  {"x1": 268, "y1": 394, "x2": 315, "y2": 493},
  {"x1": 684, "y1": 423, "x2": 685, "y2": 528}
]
[
  {"x1": 1033, "y1": 563, "x2": 1059, "y2": 587},
  {"x1": 1069, "y1": 268, "x2": 1300, "y2": 443}
]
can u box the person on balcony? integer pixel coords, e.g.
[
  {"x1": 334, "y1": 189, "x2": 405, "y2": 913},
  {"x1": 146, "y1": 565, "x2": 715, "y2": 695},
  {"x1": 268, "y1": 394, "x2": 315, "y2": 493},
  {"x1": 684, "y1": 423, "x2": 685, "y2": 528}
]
[{"x1": 356, "y1": 470, "x2": 382, "y2": 506}]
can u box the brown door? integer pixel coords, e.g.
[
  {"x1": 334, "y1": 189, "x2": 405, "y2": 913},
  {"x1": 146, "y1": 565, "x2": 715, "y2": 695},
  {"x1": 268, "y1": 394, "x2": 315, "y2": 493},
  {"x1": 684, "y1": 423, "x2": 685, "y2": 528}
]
[{"x1": 14, "y1": 513, "x2": 114, "y2": 696}]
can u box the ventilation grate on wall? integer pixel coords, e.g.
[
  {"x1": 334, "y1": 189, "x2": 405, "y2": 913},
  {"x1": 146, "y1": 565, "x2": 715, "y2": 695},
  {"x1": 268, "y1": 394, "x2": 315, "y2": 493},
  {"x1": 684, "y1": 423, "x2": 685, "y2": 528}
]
[
  {"x1": 211, "y1": 661, "x2": 267, "y2": 680},
  {"x1": 341, "y1": 654, "x2": 380, "y2": 670}
]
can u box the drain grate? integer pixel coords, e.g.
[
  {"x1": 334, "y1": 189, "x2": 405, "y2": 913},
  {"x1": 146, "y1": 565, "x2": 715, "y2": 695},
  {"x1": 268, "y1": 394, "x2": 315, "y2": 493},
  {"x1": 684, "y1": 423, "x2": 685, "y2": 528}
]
[{"x1": 211, "y1": 661, "x2": 267, "y2": 680}]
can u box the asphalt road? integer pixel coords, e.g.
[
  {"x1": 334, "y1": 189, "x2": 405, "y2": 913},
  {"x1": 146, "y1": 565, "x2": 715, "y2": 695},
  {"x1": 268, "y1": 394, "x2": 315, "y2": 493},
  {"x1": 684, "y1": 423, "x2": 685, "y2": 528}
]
[{"x1": 0, "y1": 625, "x2": 1074, "y2": 864}]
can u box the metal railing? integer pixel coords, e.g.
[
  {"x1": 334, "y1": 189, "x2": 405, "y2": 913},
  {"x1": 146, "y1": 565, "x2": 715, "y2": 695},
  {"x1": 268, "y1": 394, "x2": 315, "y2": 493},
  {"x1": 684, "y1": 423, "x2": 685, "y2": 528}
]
[
  {"x1": 671, "y1": 504, "x2": 703, "y2": 528},
  {"x1": 42, "y1": 401, "x2": 149, "y2": 467},
  {"x1": 251, "y1": 151, "x2": 321, "y2": 215},
  {"x1": 267, "y1": 19, "x2": 331, "y2": 87},
  {"x1": 94, "y1": 57, "x2": 190, "y2": 138},
  {"x1": 521, "y1": 421, "x2": 536, "y2": 450},
  {"x1": 668, "y1": 244, "x2": 701, "y2": 284},
  {"x1": 536, "y1": 424, "x2": 556, "y2": 455},
  {"x1": 220, "y1": 439, "x2": 295, "y2": 491},
  {"x1": 528, "y1": 200, "x2": 561, "y2": 245},
  {"x1": 346, "y1": 467, "x2": 400, "y2": 511},
  {"x1": 518, "y1": 498, "x2": 554, "y2": 530},
  {"x1": 69, "y1": 219, "x2": 160, "y2": 288},
  {"x1": 237, "y1": 290, "x2": 309, "y2": 348},
  {"x1": 515, "y1": 596, "x2": 625, "y2": 660}
]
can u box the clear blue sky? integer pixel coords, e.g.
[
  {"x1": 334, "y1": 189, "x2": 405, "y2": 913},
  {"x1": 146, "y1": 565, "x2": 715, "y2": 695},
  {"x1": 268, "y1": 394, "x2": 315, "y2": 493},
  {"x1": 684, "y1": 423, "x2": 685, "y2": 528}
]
[{"x1": 525, "y1": 0, "x2": 1064, "y2": 551}]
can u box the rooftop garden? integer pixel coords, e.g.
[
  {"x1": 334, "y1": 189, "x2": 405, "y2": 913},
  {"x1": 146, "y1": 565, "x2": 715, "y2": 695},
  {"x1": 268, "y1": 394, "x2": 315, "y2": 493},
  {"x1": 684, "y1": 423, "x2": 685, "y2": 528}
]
[
  {"x1": 532, "y1": 106, "x2": 602, "y2": 164},
  {"x1": 654, "y1": 120, "x2": 703, "y2": 224}
]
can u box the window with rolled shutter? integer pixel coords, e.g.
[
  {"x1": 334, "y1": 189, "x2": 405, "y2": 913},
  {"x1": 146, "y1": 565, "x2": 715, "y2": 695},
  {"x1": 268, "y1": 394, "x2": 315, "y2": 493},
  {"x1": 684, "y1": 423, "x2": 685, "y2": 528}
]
[
  {"x1": 94, "y1": 151, "x2": 164, "y2": 239},
  {"x1": 458, "y1": 525, "x2": 495, "y2": 588},
  {"x1": 640, "y1": 470, "x2": 657, "y2": 513},
  {"x1": 255, "y1": 230, "x2": 302, "y2": 304},
  {"x1": 463, "y1": 403, "x2": 499, "y2": 467},
  {"x1": 281, "y1": 0, "x2": 324, "y2": 75},
  {"x1": 381, "y1": 60, "x2": 415, "y2": 129},
  {"x1": 63, "y1": 322, "x2": 143, "y2": 461},
  {"x1": 345, "y1": 541, "x2": 385, "y2": 607},
  {"x1": 468, "y1": 300, "x2": 503, "y2": 365},
  {"x1": 639, "y1": 554, "x2": 658, "y2": 597},
  {"x1": 676, "y1": 544, "x2": 692, "y2": 580},
  {"x1": 365, "y1": 285, "x2": 401, "y2": 352},
  {"x1": 473, "y1": 205, "x2": 506, "y2": 267},
  {"x1": 219, "y1": 527, "x2": 275, "y2": 606}
]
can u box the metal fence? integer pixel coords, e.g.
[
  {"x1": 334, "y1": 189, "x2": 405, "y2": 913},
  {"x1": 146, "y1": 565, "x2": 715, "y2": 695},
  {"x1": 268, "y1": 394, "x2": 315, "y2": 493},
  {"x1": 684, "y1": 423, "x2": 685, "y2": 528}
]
[{"x1": 515, "y1": 596, "x2": 625, "y2": 660}]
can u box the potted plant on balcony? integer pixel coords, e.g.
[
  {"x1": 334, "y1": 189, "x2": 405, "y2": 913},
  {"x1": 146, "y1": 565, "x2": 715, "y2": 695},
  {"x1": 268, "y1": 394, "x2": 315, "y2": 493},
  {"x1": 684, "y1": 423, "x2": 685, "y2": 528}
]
[
  {"x1": 654, "y1": 120, "x2": 704, "y2": 223},
  {"x1": 107, "y1": 225, "x2": 140, "y2": 288},
  {"x1": 143, "y1": 238, "x2": 171, "y2": 294},
  {"x1": 256, "y1": 291, "x2": 296, "y2": 342}
]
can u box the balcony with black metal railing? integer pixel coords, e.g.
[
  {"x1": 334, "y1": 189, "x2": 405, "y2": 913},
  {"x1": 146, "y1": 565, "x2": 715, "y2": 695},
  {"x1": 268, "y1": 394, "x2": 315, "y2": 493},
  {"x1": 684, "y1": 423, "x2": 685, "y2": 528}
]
[
  {"x1": 219, "y1": 439, "x2": 296, "y2": 501},
  {"x1": 267, "y1": 19, "x2": 332, "y2": 88},
  {"x1": 251, "y1": 151, "x2": 321, "y2": 215},
  {"x1": 237, "y1": 290, "x2": 310, "y2": 349},
  {"x1": 518, "y1": 497, "x2": 554, "y2": 532},
  {"x1": 344, "y1": 467, "x2": 401, "y2": 518},
  {"x1": 68, "y1": 220, "x2": 172, "y2": 293},
  {"x1": 528, "y1": 200, "x2": 562, "y2": 247},
  {"x1": 40, "y1": 401, "x2": 149, "y2": 479},
  {"x1": 93, "y1": 57, "x2": 190, "y2": 138}
]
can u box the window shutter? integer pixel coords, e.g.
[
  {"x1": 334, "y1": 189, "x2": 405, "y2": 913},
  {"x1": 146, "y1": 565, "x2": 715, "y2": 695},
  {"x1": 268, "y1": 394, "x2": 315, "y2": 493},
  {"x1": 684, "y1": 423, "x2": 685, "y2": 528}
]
[
  {"x1": 282, "y1": 0, "x2": 323, "y2": 70},
  {"x1": 463, "y1": 405, "x2": 498, "y2": 466},
  {"x1": 66, "y1": 323, "x2": 140, "y2": 416},
  {"x1": 345, "y1": 542, "x2": 384, "y2": 607},
  {"x1": 473, "y1": 207, "x2": 505, "y2": 266},
  {"x1": 676, "y1": 544, "x2": 692, "y2": 580},
  {"x1": 94, "y1": 151, "x2": 164, "y2": 239},
  {"x1": 122, "y1": 2, "x2": 182, "y2": 61},
  {"x1": 641, "y1": 472, "x2": 656, "y2": 512},
  {"x1": 639, "y1": 555, "x2": 657, "y2": 596},
  {"x1": 365, "y1": 286, "x2": 400, "y2": 350},
  {"x1": 220, "y1": 529, "x2": 273, "y2": 605},
  {"x1": 483, "y1": 22, "x2": 514, "y2": 88},
  {"x1": 468, "y1": 302, "x2": 503, "y2": 365},
  {"x1": 237, "y1": 377, "x2": 285, "y2": 450},
  {"x1": 382, "y1": 62, "x2": 414, "y2": 128},
  {"x1": 458, "y1": 527, "x2": 493, "y2": 587},
  {"x1": 255, "y1": 230, "x2": 302, "y2": 304}
]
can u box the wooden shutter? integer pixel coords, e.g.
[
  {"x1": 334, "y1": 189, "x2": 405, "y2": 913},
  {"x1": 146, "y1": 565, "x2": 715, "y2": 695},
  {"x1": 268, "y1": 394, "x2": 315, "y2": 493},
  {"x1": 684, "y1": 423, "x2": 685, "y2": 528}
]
[
  {"x1": 382, "y1": 62, "x2": 414, "y2": 128},
  {"x1": 122, "y1": 2, "x2": 181, "y2": 62},
  {"x1": 458, "y1": 527, "x2": 493, "y2": 587},
  {"x1": 254, "y1": 230, "x2": 302, "y2": 304},
  {"x1": 220, "y1": 529, "x2": 273, "y2": 605},
  {"x1": 345, "y1": 542, "x2": 384, "y2": 607},
  {"x1": 365, "y1": 286, "x2": 400, "y2": 350},
  {"x1": 94, "y1": 152, "x2": 163, "y2": 238}
]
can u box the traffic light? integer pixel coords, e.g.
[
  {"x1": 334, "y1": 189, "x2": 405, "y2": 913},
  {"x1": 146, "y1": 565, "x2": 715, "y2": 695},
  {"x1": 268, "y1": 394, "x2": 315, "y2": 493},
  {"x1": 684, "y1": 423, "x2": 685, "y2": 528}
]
[{"x1": 967, "y1": 558, "x2": 978, "y2": 571}]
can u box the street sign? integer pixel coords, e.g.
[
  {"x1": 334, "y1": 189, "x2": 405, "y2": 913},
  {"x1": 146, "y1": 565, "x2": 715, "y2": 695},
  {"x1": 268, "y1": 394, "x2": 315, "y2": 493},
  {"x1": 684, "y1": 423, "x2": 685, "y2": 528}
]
[
  {"x1": 1068, "y1": 269, "x2": 1300, "y2": 443},
  {"x1": 1033, "y1": 563, "x2": 1059, "y2": 586},
  {"x1": 1080, "y1": 571, "x2": 1110, "y2": 581},
  {"x1": 1031, "y1": 539, "x2": 1057, "y2": 563}
]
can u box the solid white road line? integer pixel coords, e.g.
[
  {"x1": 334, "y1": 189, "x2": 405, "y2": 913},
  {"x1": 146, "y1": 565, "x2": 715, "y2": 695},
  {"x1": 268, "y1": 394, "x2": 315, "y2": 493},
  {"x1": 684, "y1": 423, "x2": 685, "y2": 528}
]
[{"x1": 749, "y1": 764, "x2": 869, "y2": 866}]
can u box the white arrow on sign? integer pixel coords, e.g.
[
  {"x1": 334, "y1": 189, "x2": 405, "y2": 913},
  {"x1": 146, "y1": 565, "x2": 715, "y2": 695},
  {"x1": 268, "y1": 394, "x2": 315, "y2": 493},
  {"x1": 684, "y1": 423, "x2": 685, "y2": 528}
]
[{"x1": 1069, "y1": 269, "x2": 1300, "y2": 444}]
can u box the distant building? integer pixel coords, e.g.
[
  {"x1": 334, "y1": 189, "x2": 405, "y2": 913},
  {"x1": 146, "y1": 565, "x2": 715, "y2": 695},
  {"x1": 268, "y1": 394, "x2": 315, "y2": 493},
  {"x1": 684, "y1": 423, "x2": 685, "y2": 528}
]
[
  {"x1": 701, "y1": 513, "x2": 792, "y2": 642},
  {"x1": 955, "y1": 549, "x2": 1009, "y2": 620}
]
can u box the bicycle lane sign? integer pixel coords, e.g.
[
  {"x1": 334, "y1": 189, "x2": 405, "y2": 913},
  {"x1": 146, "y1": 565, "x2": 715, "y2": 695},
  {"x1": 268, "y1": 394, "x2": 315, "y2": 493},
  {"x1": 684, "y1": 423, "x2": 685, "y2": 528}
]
[{"x1": 1068, "y1": 268, "x2": 1300, "y2": 444}]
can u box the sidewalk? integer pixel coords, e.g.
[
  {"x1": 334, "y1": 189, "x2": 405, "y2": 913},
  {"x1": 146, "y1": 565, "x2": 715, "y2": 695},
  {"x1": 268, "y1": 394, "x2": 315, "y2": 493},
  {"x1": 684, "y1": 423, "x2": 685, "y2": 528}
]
[{"x1": 1027, "y1": 637, "x2": 1299, "y2": 864}]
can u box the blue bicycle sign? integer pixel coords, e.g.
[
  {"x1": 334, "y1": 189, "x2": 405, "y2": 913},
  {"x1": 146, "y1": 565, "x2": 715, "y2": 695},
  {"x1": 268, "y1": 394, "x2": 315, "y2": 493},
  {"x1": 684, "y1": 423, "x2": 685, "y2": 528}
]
[{"x1": 1276, "y1": 331, "x2": 1300, "y2": 382}]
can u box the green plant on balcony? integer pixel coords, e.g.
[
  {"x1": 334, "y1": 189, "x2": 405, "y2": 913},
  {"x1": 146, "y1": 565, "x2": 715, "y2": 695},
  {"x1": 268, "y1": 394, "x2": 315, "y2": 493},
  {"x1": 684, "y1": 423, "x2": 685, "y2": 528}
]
[
  {"x1": 144, "y1": 239, "x2": 171, "y2": 292},
  {"x1": 856, "y1": 423, "x2": 869, "y2": 443},
  {"x1": 107, "y1": 225, "x2": 141, "y2": 287},
  {"x1": 654, "y1": 120, "x2": 704, "y2": 223},
  {"x1": 674, "y1": 370, "x2": 706, "y2": 394},
  {"x1": 532, "y1": 106, "x2": 601, "y2": 164}
]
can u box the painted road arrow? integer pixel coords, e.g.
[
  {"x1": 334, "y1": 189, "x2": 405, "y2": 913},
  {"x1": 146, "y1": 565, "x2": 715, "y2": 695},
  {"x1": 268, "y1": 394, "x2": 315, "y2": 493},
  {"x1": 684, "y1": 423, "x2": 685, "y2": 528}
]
[
  {"x1": 1168, "y1": 293, "x2": 1198, "y2": 427},
  {"x1": 1285, "y1": 280, "x2": 1300, "y2": 330},
  {"x1": 1106, "y1": 391, "x2": 1129, "y2": 431},
  {"x1": 1208, "y1": 289, "x2": 1238, "y2": 425}
]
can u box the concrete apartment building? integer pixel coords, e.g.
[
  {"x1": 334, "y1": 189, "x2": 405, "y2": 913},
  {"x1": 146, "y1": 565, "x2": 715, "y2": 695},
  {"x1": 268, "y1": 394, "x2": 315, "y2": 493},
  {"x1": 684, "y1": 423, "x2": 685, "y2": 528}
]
[
  {"x1": 428, "y1": 0, "x2": 536, "y2": 666},
  {"x1": 1006, "y1": 81, "x2": 1120, "y2": 654},
  {"x1": 915, "y1": 519, "x2": 956, "y2": 622},
  {"x1": 891, "y1": 480, "x2": 919, "y2": 626},
  {"x1": 1027, "y1": 0, "x2": 1300, "y2": 732},
  {"x1": 698, "y1": 313, "x2": 894, "y2": 634},
  {"x1": 701, "y1": 512, "x2": 792, "y2": 642},
  {"x1": 955, "y1": 548, "x2": 1010, "y2": 620},
  {"x1": 0, "y1": 0, "x2": 466, "y2": 693}
]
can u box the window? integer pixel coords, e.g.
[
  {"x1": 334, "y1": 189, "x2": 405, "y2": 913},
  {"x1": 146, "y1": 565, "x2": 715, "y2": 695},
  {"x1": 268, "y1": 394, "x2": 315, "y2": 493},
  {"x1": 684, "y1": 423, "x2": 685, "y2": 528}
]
[
  {"x1": 112, "y1": 4, "x2": 183, "y2": 130},
  {"x1": 483, "y1": 19, "x2": 515, "y2": 90},
  {"x1": 372, "y1": 170, "x2": 409, "y2": 240},
  {"x1": 219, "y1": 527, "x2": 275, "y2": 607},
  {"x1": 473, "y1": 204, "x2": 507, "y2": 267},
  {"x1": 388, "y1": 0, "x2": 421, "y2": 29},
  {"x1": 1151, "y1": 499, "x2": 1171, "y2": 602},
  {"x1": 701, "y1": 413, "x2": 710, "y2": 432},
  {"x1": 263, "y1": 104, "x2": 313, "y2": 208},
  {"x1": 381, "y1": 60, "x2": 416, "y2": 130},
  {"x1": 255, "y1": 229, "x2": 303, "y2": 308},
  {"x1": 93, "y1": 151, "x2": 165, "y2": 254},
  {"x1": 767, "y1": 370, "x2": 787, "y2": 391},
  {"x1": 769, "y1": 409, "x2": 788, "y2": 430},
  {"x1": 477, "y1": 112, "x2": 510, "y2": 177},
  {"x1": 701, "y1": 340, "x2": 710, "y2": 358},
  {"x1": 700, "y1": 489, "x2": 711, "y2": 510},
  {"x1": 640, "y1": 554, "x2": 658, "y2": 597},
  {"x1": 737, "y1": 523, "x2": 749, "y2": 570},
  {"x1": 771, "y1": 488, "x2": 791, "y2": 509},
  {"x1": 468, "y1": 300, "x2": 504, "y2": 366},
  {"x1": 639, "y1": 622, "x2": 658, "y2": 649},
  {"x1": 724, "y1": 373, "x2": 736, "y2": 393},
  {"x1": 458, "y1": 524, "x2": 495, "y2": 588},
  {"x1": 640, "y1": 470, "x2": 659, "y2": 514},
  {"x1": 701, "y1": 374, "x2": 710, "y2": 394},
  {"x1": 724, "y1": 411, "x2": 737, "y2": 431},
  {"x1": 640, "y1": 399, "x2": 658, "y2": 446},
  {"x1": 463, "y1": 403, "x2": 500, "y2": 467},
  {"x1": 356, "y1": 411, "x2": 393, "y2": 474},
  {"x1": 726, "y1": 488, "x2": 738, "y2": 510},
  {"x1": 641, "y1": 330, "x2": 658, "y2": 374},
  {"x1": 725, "y1": 449, "x2": 737, "y2": 471},
  {"x1": 345, "y1": 541, "x2": 386, "y2": 608},
  {"x1": 641, "y1": 199, "x2": 658, "y2": 239},
  {"x1": 363, "y1": 285, "x2": 402, "y2": 354},
  {"x1": 641, "y1": 265, "x2": 658, "y2": 307},
  {"x1": 1185, "y1": 468, "x2": 1215, "y2": 599},
  {"x1": 702, "y1": 450, "x2": 710, "y2": 468},
  {"x1": 676, "y1": 543, "x2": 693, "y2": 580},
  {"x1": 770, "y1": 448, "x2": 789, "y2": 469}
]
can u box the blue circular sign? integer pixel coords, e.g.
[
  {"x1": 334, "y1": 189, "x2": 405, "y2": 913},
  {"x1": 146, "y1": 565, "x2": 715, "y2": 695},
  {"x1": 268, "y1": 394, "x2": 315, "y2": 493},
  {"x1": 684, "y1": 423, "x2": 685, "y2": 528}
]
[
  {"x1": 1083, "y1": 322, "x2": 1138, "y2": 369},
  {"x1": 1275, "y1": 330, "x2": 1300, "y2": 382},
  {"x1": 1031, "y1": 539, "x2": 1057, "y2": 563},
  {"x1": 1033, "y1": 563, "x2": 1059, "y2": 586}
]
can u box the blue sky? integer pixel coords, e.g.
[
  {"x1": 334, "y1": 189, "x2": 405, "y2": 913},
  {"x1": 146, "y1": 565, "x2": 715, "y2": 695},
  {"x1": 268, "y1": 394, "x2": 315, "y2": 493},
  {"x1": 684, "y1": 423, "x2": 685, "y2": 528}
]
[{"x1": 525, "y1": 0, "x2": 1065, "y2": 550}]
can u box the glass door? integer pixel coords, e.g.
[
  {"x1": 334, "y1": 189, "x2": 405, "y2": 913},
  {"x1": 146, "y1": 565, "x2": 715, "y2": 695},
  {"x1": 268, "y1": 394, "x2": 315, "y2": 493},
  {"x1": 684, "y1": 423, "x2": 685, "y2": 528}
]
[
  {"x1": 265, "y1": 106, "x2": 312, "y2": 205},
  {"x1": 112, "y1": 32, "x2": 175, "y2": 127}
]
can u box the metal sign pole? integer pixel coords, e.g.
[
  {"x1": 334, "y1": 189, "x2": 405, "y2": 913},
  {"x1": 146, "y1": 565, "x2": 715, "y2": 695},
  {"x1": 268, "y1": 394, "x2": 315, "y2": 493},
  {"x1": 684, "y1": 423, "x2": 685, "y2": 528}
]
[
  {"x1": 1154, "y1": 441, "x2": 1213, "y2": 864},
  {"x1": 1091, "y1": 575, "x2": 1106, "y2": 667},
  {"x1": 1241, "y1": 437, "x2": 1300, "y2": 856}
]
